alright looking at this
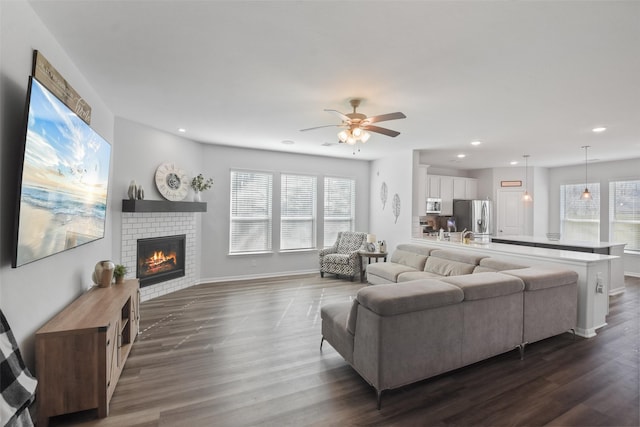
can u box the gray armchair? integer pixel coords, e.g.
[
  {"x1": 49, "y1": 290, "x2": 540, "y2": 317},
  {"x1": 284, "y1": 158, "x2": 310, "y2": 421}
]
[{"x1": 319, "y1": 231, "x2": 367, "y2": 281}]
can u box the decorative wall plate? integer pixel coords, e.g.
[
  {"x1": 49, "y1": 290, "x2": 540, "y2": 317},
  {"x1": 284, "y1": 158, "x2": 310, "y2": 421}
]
[{"x1": 154, "y1": 163, "x2": 189, "y2": 201}]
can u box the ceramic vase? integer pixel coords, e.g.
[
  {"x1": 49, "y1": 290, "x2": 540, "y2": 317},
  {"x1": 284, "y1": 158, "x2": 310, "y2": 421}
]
[
  {"x1": 193, "y1": 190, "x2": 201, "y2": 202},
  {"x1": 92, "y1": 260, "x2": 115, "y2": 288},
  {"x1": 127, "y1": 180, "x2": 138, "y2": 200}
]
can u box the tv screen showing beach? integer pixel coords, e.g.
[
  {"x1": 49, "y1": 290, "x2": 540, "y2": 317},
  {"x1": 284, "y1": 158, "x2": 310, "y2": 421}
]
[{"x1": 13, "y1": 77, "x2": 111, "y2": 267}]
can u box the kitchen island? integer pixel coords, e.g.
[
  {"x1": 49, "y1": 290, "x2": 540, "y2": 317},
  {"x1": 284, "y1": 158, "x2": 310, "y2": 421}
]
[
  {"x1": 410, "y1": 235, "x2": 619, "y2": 338},
  {"x1": 491, "y1": 235, "x2": 626, "y2": 295}
]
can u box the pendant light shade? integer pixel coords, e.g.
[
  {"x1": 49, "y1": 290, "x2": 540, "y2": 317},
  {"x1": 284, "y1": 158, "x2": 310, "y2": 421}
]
[
  {"x1": 580, "y1": 146, "x2": 591, "y2": 200},
  {"x1": 522, "y1": 154, "x2": 533, "y2": 202}
]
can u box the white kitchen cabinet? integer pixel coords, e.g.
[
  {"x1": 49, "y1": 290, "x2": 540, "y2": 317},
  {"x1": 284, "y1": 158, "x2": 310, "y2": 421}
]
[
  {"x1": 440, "y1": 176, "x2": 454, "y2": 215},
  {"x1": 453, "y1": 177, "x2": 467, "y2": 199},
  {"x1": 466, "y1": 178, "x2": 478, "y2": 199},
  {"x1": 427, "y1": 175, "x2": 441, "y2": 198}
]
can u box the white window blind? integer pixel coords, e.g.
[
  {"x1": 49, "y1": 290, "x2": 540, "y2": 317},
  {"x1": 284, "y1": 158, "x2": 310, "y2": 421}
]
[
  {"x1": 323, "y1": 177, "x2": 355, "y2": 247},
  {"x1": 230, "y1": 170, "x2": 273, "y2": 253},
  {"x1": 609, "y1": 180, "x2": 640, "y2": 251},
  {"x1": 560, "y1": 183, "x2": 600, "y2": 242},
  {"x1": 280, "y1": 174, "x2": 317, "y2": 250}
]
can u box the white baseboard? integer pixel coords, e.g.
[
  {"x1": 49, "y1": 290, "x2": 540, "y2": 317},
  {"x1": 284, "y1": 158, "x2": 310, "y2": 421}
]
[{"x1": 624, "y1": 271, "x2": 640, "y2": 278}]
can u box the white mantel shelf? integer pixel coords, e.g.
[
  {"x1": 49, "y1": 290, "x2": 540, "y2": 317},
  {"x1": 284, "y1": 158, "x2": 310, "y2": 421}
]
[
  {"x1": 122, "y1": 199, "x2": 207, "y2": 213},
  {"x1": 411, "y1": 236, "x2": 619, "y2": 338}
]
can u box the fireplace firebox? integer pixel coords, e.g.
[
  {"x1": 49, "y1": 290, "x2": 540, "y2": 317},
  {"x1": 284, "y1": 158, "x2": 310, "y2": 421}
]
[{"x1": 137, "y1": 235, "x2": 186, "y2": 288}]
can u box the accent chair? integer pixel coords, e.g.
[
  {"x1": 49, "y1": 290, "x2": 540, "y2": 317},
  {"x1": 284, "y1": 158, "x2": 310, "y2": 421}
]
[{"x1": 319, "y1": 231, "x2": 367, "y2": 281}]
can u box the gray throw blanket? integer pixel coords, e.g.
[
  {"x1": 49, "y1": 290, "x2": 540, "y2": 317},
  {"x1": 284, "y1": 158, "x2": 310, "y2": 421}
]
[{"x1": 0, "y1": 310, "x2": 37, "y2": 427}]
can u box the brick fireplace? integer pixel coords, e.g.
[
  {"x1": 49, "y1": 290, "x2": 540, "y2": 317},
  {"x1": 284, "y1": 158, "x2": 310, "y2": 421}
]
[{"x1": 121, "y1": 211, "x2": 197, "y2": 301}]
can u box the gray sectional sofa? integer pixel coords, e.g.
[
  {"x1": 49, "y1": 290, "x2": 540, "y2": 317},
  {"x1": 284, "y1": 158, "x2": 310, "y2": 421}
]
[{"x1": 320, "y1": 243, "x2": 578, "y2": 408}]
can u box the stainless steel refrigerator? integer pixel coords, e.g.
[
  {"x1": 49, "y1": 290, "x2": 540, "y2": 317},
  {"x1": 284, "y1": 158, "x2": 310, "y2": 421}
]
[{"x1": 453, "y1": 199, "x2": 492, "y2": 241}]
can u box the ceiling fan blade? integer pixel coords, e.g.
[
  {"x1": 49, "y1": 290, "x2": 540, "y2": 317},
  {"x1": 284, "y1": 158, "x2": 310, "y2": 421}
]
[
  {"x1": 300, "y1": 124, "x2": 342, "y2": 132},
  {"x1": 364, "y1": 125, "x2": 401, "y2": 138},
  {"x1": 365, "y1": 112, "x2": 406, "y2": 124},
  {"x1": 324, "y1": 109, "x2": 351, "y2": 122}
]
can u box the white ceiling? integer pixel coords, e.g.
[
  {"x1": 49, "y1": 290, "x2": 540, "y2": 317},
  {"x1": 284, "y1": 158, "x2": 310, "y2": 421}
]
[{"x1": 28, "y1": 0, "x2": 640, "y2": 169}]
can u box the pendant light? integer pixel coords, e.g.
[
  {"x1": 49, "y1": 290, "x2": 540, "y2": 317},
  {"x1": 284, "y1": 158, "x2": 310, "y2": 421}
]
[
  {"x1": 522, "y1": 154, "x2": 532, "y2": 202},
  {"x1": 580, "y1": 145, "x2": 591, "y2": 200}
]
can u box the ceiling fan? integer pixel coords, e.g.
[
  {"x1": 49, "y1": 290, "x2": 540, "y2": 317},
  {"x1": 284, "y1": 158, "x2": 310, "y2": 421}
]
[{"x1": 300, "y1": 99, "x2": 406, "y2": 145}]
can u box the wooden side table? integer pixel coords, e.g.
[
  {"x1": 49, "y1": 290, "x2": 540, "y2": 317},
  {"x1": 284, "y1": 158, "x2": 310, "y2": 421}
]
[{"x1": 359, "y1": 251, "x2": 388, "y2": 283}]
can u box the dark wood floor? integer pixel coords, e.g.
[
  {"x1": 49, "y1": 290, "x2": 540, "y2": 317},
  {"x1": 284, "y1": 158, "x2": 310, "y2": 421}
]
[{"x1": 51, "y1": 274, "x2": 639, "y2": 426}]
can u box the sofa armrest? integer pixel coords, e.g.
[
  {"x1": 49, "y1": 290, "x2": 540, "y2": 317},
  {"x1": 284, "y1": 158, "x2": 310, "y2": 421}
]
[{"x1": 319, "y1": 247, "x2": 337, "y2": 257}]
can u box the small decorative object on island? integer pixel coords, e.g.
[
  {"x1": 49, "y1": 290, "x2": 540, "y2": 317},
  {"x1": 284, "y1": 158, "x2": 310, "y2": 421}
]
[
  {"x1": 92, "y1": 260, "x2": 115, "y2": 288},
  {"x1": 113, "y1": 264, "x2": 127, "y2": 284},
  {"x1": 191, "y1": 173, "x2": 214, "y2": 202}
]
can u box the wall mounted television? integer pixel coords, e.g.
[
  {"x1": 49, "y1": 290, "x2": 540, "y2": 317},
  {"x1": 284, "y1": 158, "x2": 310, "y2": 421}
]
[{"x1": 12, "y1": 77, "x2": 111, "y2": 268}]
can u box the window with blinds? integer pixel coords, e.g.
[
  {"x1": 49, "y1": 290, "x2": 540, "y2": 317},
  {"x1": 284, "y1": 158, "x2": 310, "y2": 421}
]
[
  {"x1": 609, "y1": 180, "x2": 640, "y2": 251},
  {"x1": 560, "y1": 183, "x2": 600, "y2": 241},
  {"x1": 280, "y1": 174, "x2": 317, "y2": 250},
  {"x1": 323, "y1": 176, "x2": 355, "y2": 247},
  {"x1": 230, "y1": 170, "x2": 273, "y2": 253}
]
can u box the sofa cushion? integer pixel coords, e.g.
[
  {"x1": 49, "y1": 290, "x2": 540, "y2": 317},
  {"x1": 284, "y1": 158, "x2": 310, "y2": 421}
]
[
  {"x1": 367, "y1": 262, "x2": 417, "y2": 282},
  {"x1": 395, "y1": 243, "x2": 436, "y2": 257},
  {"x1": 356, "y1": 280, "x2": 464, "y2": 316},
  {"x1": 323, "y1": 253, "x2": 352, "y2": 265},
  {"x1": 390, "y1": 249, "x2": 428, "y2": 270},
  {"x1": 397, "y1": 271, "x2": 445, "y2": 282},
  {"x1": 502, "y1": 267, "x2": 579, "y2": 291},
  {"x1": 423, "y1": 250, "x2": 487, "y2": 277},
  {"x1": 441, "y1": 272, "x2": 525, "y2": 300},
  {"x1": 473, "y1": 258, "x2": 527, "y2": 273}
]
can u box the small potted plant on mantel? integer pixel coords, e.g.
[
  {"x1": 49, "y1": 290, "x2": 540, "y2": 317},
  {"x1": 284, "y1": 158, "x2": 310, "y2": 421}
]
[
  {"x1": 191, "y1": 173, "x2": 214, "y2": 202},
  {"x1": 113, "y1": 264, "x2": 128, "y2": 285}
]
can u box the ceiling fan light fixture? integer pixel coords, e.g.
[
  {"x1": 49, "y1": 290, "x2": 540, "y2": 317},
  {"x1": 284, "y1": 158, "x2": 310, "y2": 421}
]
[
  {"x1": 352, "y1": 127, "x2": 363, "y2": 138},
  {"x1": 338, "y1": 130, "x2": 349, "y2": 143},
  {"x1": 360, "y1": 131, "x2": 371, "y2": 143},
  {"x1": 346, "y1": 136, "x2": 357, "y2": 145}
]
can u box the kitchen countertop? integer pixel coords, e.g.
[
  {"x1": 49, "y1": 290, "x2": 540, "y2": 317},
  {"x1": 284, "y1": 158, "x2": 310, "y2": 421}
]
[
  {"x1": 413, "y1": 235, "x2": 618, "y2": 264},
  {"x1": 491, "y1": 235, "x2": 626, "y2": 250}
]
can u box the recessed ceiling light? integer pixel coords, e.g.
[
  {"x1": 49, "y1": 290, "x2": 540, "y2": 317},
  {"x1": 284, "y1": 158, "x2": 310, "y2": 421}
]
[
  {"x1": 177, "y1": 128, "x2": 186, "y2": 133},
  {"x1": 510, "y1": 161, "x2": 519, "y2": 165},
  {"x1": 470, "y1": 140, "x2": 482, "y2": 146},
  {"x1": 592, "y1": 127, "x2": 606, "y2": 133},
  {"x1": 281, "y1": 140, "x2": 295, "y2": 145},
  {"x1": 457, "y1": 154, "x2": 466, "y2": 158}
]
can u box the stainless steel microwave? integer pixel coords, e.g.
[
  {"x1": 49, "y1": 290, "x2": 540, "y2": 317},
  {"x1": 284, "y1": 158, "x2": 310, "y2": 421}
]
[{"x1": 426, "y1": 198, "x2": 442, "y2": 214}]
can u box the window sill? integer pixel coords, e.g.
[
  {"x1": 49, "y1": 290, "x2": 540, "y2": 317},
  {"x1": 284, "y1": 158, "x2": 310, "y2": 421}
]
[
  {"x1": 228, "y1": 251, "x2": 274, "y2": 256},
  {"x1": 279, "y1": 248, "x2": 318, "y2": 254}
]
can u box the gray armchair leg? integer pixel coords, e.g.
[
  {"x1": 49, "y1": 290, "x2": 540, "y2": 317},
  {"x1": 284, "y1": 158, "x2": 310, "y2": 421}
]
[
  {"x1": 376, "y1": 389, "x2": 384, "y2": 410},
  {"x1": 320, "y1": 336, "x2": 324, "y2": 351},
  {"x1": 320, "y1": 271, "x2": 324, "y2": 278},
  {"x1": 570, "y1": 328, "x2": 576, "y2": 340}
]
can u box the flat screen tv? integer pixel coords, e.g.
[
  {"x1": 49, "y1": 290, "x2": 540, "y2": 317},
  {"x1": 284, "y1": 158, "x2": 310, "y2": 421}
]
[{"x1": 12, "y1": 77, "x2": 111, "y2": 268}]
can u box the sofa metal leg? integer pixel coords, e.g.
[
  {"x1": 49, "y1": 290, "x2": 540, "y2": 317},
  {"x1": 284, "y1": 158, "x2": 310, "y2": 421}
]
[
  {"x1": 517, "y1": 343, "x2": 527, "y2": 360},
  {"x1": 376, "y1": 389, "x2": 384, "y2": 410},
  {"x1": 320, "y1": 336, "x2": 324, "y2": 351},
  {"x1": 570, "y1": 328, "x2": 576, "y2": 340}
]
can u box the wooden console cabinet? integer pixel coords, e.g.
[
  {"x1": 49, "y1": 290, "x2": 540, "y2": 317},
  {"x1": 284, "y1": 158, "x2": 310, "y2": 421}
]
[{"x1": 35, "y1": 279, "x2": 139, "y2": 426}]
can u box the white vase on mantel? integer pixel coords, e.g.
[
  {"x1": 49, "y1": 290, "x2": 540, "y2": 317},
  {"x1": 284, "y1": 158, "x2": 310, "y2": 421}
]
[{"x1": 193, "y1": 190, "x2": 201, "y2": 202}]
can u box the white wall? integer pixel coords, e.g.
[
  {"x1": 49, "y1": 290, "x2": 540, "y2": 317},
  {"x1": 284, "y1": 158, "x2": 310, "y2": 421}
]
[
  {"x1": 197, "y1": 144, "x2": 370, "y2": 281},
  {"x1": 369, "y1": 150, "x2": 414, "y2": 252},
  {"x1": 111, "y1": 117, "x2": 204, "y2": 278},
  {"x1": 0, "y1": 0, "x2": 115, "y2": 368}
]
